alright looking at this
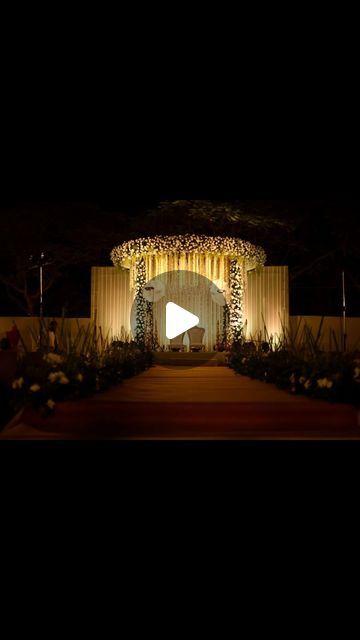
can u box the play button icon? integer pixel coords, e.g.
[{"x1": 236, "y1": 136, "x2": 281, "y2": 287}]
[{"x1": 165, "y1": 302, "x2": 199, "y2": 340}]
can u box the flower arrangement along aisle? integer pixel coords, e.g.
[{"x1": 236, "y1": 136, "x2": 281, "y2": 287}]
[
  {"x1": 228, "y1": 332, "x2": 360, "y2": 407},
  {"x1": 1, "y1": 320, "x2": 152, "y2": 428}
]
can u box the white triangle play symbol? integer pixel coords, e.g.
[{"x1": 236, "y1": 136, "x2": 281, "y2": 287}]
[{"x1": 166, "y1": 302, "x2": 199, "y2": 340}]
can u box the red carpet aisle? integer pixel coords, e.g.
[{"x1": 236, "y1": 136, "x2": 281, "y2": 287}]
[{"x1": 1, "y1": 366, "x2": 359, "y2": 440}]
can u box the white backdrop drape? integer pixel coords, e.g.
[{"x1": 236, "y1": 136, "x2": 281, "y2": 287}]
[
  {"x1": 134, "y1": 255, "x2": 236, "y2": 350},
  {"x1": 91, "y1": 267, "x2": 133, "y2": 340},
  {"x1": 245, "y1": 266, "x2": 289, "y2": 342},
  {"x1": 91, "y1": 263, "x2": 290, "y2": 348}
]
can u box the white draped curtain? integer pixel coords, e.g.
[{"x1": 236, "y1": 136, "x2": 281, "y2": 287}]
[
  {"x1": 130, "y1": 270, "x2": 226, "y2": 351},
  {"x1": 245, "y1": 266, "x2": 289, "y2": 342},
  {"x1": 91, "y1": 267, "x2": 133, "y2": 340},
  {"x1": 132, "y1": 254, "x2": 241, "y2": 350},
  {"x1": 131, "y1": 253, "x2": 232, "y2": 290}
]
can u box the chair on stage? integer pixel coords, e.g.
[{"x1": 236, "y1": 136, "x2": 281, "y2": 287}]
[
  {"x1": 187, "y1": 326, "x2": 205, "y2": 352},
  {"x1": 168, "y1": 332, "x2": 186, "y2": 352}
]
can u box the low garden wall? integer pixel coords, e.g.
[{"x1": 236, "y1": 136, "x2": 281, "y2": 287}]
[
  {"x1": 0, "y1": 317, "x2": 91, "y2": 352},
  {"x1": 290, "y1": 316, "x2": 360, "y2": 352},
  {"x1": 0, "y1": 315, "x2": 359, "y2": 353}
]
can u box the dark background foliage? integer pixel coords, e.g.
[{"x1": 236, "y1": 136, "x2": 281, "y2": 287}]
[{"x1": 0, "y1": 197, "x2": 358, "y2": 318}]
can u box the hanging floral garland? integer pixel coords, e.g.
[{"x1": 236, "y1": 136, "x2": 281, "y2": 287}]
[
  {"x1": 229, "y1": 260, "x2": 243, "y2": 343},
  {"x1": 222, "y1": 303, "x2": 230, "y2": 349},
  {"x1": 144, "y1": 300, "x2": 153, "y2": 348},
  {"x1": 134, "y1": 257, "x2": 146, "y2": 344},
  {"x1": 111, "y1": 234, "x2": 266, "y2": 269}
]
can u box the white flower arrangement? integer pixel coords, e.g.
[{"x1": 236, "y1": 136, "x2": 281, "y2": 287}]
[
  {"x1": 48, "y1": 371, "x2": 69, "y2": 385},
  {"x1": 134, "y1": 257, "x2": 147, "y2": 343},
  {"x1": 229, "y1": 259, "x2": 243, "y2": 341},
  {"x1": 317, "y1": 377, "x2": 333, "y2": 389},
  {"x1": 12, "y1": 377, "x2": 24, "y2": 390},
  {"x1": 111, "y1": 234, "x2": 266, "y2": 269}
]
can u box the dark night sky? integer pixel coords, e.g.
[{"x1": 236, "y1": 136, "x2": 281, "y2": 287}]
[
  {"x1": 1, "y1": 5, "x2": 359, "y2": 210},
  {"x1": 1, "y1": 78, "x2": 359, "y2": 209},
  {"x1": 1, "y1": 110, "x2": 358, "y2": 203},
  {"x1": 1, "y1": 77, "x2": 359, "y2": 317}
]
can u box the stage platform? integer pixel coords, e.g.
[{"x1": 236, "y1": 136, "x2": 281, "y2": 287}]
[{"x1": 152, "y1": 351, "x2": 228, "y2": 367}]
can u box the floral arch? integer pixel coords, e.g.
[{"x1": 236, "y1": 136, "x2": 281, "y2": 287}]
[{"x1": 111, "y1": 234, "x2": 266, "y2": 347}]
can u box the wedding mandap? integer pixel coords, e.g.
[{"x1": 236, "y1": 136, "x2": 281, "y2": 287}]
[{"x1": 91, "y1": 234, "x2": 289, "y2": 351}]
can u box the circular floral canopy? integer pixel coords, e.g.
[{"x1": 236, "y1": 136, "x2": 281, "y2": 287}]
[{"x1": 111, "y1": 234, "x2": 266, "y2": 269}]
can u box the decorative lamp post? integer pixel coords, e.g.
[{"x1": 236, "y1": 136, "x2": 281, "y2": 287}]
[
  {"x1": 29, "y1": 251, "x2": 52, "y2": 318},
  {"x1": 342, "y1": 270, "x2": 347, "y2": 352}
]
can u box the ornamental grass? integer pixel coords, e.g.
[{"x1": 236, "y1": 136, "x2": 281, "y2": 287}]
[
  {"x1": 228, "y1": 319, "x2": 360, "y2": 406},
  {"x1": 0, "y1": 320, "x2": 152, "y2": 428}
]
